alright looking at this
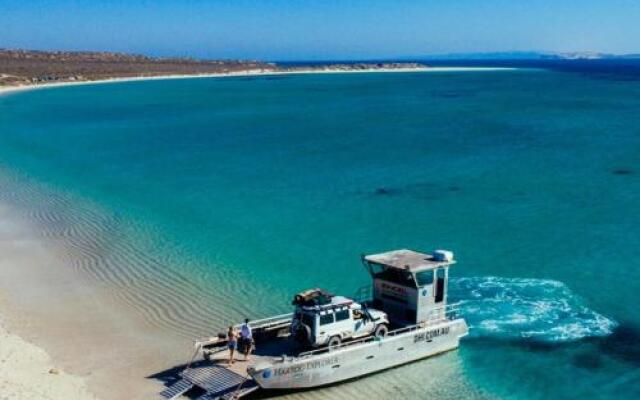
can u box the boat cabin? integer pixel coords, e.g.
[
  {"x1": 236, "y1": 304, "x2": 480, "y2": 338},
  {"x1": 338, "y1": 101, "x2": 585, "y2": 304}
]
[{"x1": 362, "y1": 249, "x2": 454, "y2": 325}]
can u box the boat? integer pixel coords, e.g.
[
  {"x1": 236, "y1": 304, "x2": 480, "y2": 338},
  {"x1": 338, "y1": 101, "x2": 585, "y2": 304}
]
[{"x1": 159, "y1": 249, "x2": 468, "y2": 399}]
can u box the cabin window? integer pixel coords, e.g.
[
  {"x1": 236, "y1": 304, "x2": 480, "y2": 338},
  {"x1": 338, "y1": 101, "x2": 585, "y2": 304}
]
[
  {"x1": 335, "y1": 309, "x2": 350, "y2": 321},
  {"x1": 367, "y1": 263, "x2": 385, "y2": 276},
  {"x1": 415, "y1": 270, "x2": 434, "y2": 286},
  {"x1": 320, "y1": 313, "x2": 335, "y2": 325},
  {"x1": 375, "y1": 267, "x2": 417, "y2": 288}
]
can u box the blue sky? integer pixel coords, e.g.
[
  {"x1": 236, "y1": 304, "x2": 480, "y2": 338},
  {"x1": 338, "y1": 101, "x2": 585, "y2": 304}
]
[{"x1": 1, "y1": 0, "x2": 639, "y2": 60}]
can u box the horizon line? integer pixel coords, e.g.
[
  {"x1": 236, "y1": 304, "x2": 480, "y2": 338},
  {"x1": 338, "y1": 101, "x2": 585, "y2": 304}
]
[{"x1": 3, "y1": 47, "x2": 640, "y2": 63}]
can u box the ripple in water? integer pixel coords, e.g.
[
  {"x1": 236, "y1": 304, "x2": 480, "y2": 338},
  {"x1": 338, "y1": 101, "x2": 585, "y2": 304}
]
[{"x1": 451, "y1": 276, "x2": 617, "y2": 342}]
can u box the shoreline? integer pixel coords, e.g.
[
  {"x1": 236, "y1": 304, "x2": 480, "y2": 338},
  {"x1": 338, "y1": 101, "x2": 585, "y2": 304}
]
[
  {"x1": 0, "y1": 199, "x2": 99, "y2": 400},
  {"x1": 0, "y1": 175, "x2": 191, "y2": 400},
  {"x1": 0, "y1": 66, "x2": 514, "y2": 96}
]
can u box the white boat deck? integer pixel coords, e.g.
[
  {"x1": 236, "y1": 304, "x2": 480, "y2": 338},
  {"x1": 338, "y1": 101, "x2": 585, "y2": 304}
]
[
  {"x1": 158, "y1": 285, "x2": 463, "y2": 398},
  {"x1": 160, "y1": 314, "x2": 296, "y2": 399},
  {"x1": 159, "y1": 350, "x2": 278, "y2": 400}
]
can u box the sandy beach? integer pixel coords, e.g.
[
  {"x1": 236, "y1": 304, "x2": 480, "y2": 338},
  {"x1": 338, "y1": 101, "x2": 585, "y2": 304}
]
[
  {"x1": 0, "y1": 318, "x2": 98, "y2": 400},
  {"x1": 0, "y1": 66, "x2": 512, "y2": 97},
  {"x1": 0, "y1": 201, "x2": 96, "y2": 400},
  {"x1": 0, "y1": 191, "x2": 189, "y2": 400}
]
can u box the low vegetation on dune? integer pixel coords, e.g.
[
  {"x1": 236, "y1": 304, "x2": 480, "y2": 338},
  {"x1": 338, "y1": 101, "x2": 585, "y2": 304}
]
[{"x1": 0, "y1": 49, "x2": 428, "y2": 87}]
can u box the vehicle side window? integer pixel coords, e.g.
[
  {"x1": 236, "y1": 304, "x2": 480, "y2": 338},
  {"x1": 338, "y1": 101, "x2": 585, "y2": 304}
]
[
  {"x1": 320, "y1": 313, "x2": 334, "y2": 325},
  {"x1": 335, "y1": 309, "x2": 350, "y2": 321}
]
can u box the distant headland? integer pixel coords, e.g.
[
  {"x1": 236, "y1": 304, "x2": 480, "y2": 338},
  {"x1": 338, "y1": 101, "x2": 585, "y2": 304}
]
[{"x1": 421, "y1": 51, "x2": 640, "y2": 60}]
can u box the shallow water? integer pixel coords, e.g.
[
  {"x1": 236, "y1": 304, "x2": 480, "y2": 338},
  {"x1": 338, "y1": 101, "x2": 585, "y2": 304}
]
[{"x1": 1, "y1": 67, "x2": 639, "y2": 399}]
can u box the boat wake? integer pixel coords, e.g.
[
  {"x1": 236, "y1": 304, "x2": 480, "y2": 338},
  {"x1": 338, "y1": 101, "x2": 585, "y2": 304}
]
[{"x1": 450, "y1": 276, "x2": 617, "y2": 342}]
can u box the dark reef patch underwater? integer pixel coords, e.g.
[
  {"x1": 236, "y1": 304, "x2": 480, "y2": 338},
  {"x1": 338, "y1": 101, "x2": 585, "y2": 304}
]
[{"x1": 611, "y1": 168, "x2": 634, "y2": 175}]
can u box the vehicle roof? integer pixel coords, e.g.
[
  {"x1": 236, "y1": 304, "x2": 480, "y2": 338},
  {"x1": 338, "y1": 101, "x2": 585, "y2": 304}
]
[
  {"x1": 298, "y1": 295, "x2": 355, "y2": 312},
  {"x1": 364, "y1": 249, "x2": 455, "y2": 272}
]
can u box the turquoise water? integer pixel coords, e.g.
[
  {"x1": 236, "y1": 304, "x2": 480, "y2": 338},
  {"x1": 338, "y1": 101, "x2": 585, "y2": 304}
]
[{"x1": 1, "y1": 68, "x2": 639, "y2": 399}]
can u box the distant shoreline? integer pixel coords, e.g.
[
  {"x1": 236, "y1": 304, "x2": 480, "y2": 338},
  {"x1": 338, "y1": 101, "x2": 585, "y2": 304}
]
[{"x1": 0, "y1": 66, "x2": 514, "y2": 96}]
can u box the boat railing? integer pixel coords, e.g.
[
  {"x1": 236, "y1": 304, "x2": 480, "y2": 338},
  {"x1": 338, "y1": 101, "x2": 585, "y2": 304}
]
[
  {"x1": 296, "y1": 302, "x2": 462, "y2": 359},
  {"x1": 193, "y1": 312, "x2": 293, "y2": 349},
  {"x1": 240, "y1": 313, "x2": 293, "y2": 331}
]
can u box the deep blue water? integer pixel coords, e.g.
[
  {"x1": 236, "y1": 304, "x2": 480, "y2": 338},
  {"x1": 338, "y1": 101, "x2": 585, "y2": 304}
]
[{"x1": 1, "y1": 62, "x2": 639, "y2": 399}]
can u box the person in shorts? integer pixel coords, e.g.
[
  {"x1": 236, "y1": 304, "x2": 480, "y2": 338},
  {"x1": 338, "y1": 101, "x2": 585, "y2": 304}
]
[
  {"x1": 227, "y1": 326, "x2": 238, "y2": 365},
  {"x1": 240, "y1": 318, "x2": 253, "y2": 361}
]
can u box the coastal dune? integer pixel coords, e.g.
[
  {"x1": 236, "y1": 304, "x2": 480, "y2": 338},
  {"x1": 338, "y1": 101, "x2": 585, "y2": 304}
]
[{"x1": 0, "y1": 49, "x2": 512, "y2": 96}]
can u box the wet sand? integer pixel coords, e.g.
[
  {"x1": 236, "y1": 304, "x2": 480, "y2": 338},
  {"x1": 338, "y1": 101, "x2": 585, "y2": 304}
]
[
  {"x1": 0, "y1": 173, "x2": 493, "y2": 400},
  {"x1": 0, "y1": 199, "x2": 190, "y2": 399}
]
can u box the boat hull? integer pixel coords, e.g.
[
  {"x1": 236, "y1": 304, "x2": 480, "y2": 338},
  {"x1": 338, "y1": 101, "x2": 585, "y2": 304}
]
[{"x1": 250, "y1": 318, "x2": 468, "y2": 389}]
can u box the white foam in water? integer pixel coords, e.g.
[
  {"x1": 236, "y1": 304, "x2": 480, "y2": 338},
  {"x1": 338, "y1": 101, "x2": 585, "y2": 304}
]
[{"x1": 450, "y1": 277, "x2": 617, "y2": 342}]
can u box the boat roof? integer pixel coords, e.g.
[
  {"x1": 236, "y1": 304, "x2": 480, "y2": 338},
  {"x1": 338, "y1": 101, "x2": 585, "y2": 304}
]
[{"x1": 363, "y1": 249, "x2": 455, "y2": 272}]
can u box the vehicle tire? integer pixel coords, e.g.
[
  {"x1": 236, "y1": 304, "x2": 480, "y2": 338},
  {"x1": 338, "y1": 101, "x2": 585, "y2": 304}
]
[
  {"x1": 328, "y1": 335, "x2": 342, "y2": 350},
  {"x1": 374, "y1": 323, "x2": 389, "y2": 338},
  {"x1": 295, "y1": 323, "x2": 312, "y2": 345}
]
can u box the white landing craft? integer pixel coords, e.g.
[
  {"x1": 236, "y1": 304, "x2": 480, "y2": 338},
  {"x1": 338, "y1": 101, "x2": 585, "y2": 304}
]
[{"x1": 159, "y1": 249, "x2": 469, "y2": 400}]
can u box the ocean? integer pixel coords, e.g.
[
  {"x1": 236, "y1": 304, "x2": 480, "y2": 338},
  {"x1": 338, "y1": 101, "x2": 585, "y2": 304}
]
[{"x1": 1, "y1": 62, "x2": 639, "y2": 399}]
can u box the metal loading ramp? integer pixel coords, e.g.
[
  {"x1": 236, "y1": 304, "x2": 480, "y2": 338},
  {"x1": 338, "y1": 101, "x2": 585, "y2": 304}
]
[
  {"x1": 160, "y1": 364, "x2": 258, "y2": 400},
  {"x1": 159, "y1": 378, "x2": 194, "y2": 399}
]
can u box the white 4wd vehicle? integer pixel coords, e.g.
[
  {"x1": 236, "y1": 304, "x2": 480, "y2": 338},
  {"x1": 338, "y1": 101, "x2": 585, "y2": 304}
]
[{"x1": 290, "y1": 288, "x2": 389, "y2": 348}]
